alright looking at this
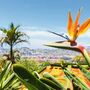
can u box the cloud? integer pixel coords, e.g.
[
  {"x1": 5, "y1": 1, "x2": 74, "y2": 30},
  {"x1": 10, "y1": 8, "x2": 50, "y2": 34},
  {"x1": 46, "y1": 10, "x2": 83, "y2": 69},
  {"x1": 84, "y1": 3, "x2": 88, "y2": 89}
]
[
  {"x1": 0, "y1": 26, "x2": 90, "y2": 49},
  {"x1": 22, "y1": 27, "x2": 90, "y2": 40},
  {"x1": 19, "y1": 26, "x2": 67, "y2": 48},
  {"x1": 25, "y1": 30, "x2": 60, "y2": 38},
  {"x1": 30, "y1": 39, "x2": 52, "y2": 49},
  {"x1": 21, "y1": 26, "x2": 67, "y2": 38},
  {"x1": 21, "y1": 26, "x2": 90, "y2": 48}
]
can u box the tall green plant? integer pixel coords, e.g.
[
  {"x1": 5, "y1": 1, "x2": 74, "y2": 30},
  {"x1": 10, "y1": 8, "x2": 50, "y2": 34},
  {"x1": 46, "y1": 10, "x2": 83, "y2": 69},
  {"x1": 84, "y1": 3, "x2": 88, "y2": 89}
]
[
  {"x1": 0, "y1": 61, "x2": 20, "y2": 90},
  {"x1": 13, "y1": 64, "x2": 55, "y2": 90},
  {"x1": 0, "y1": 23, "x2": 29, "y2": 63}
]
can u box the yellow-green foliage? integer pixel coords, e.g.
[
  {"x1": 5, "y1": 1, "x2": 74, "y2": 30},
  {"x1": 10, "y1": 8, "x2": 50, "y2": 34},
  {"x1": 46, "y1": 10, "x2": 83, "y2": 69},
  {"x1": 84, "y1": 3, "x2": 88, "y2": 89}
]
[{"x1": 16, "y1": 59, "x2": 40, "y2": 72}]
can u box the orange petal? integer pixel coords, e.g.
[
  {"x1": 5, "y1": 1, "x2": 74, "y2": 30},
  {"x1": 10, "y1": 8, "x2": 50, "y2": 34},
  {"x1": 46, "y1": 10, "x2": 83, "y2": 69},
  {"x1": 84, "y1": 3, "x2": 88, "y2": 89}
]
[
  {"x1": 77, "y1": 18, "x2": 90, "y2": 36},
  {"x1": 67, "y1": 11, "x2": 73, "y2": 37},
  {"x1": 74, "y1": 10, "x2": 80, "y2": 28},
  {"x1": 67, "y1": 10, "x2": 80, "y2": 41},
  {"x1": 71, "y1": 10, "x2": 80, "y2": 40}
]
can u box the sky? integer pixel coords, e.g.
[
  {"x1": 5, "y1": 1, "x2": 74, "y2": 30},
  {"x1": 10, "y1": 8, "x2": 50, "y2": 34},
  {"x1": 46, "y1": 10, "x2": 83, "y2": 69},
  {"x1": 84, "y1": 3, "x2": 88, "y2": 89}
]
[{"x1": 0, "y1": 0, "x2": 90, "y2": 49}]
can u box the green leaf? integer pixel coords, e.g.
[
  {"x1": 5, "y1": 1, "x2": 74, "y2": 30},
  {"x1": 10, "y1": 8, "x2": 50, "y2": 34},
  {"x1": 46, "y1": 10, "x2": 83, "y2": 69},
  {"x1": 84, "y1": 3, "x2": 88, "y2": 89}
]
[
  {"x1": 44, "y1": 42, "x2": 81, "y2": 52},
  {"x1": 63, "y1": 68, "x2": 90, "y2": 90},
  {"x1": 43, "y1": 72, "x2": 65, "y2": 90},
  {"x1": 77, "y1": 63, "x2": 90, "y2": 80},
  {"x1": 13, "y1": 64, "x2": 53, "y2": 90},
  {"x1": 40, "y1": 78, "x2": 63, "y2": 90},
  {"x1": 0, "y1": 61, "x2": 11, "y2": 83},
  {"x1": 2, "y1": 73, "x2": 15, "y2": 89}
]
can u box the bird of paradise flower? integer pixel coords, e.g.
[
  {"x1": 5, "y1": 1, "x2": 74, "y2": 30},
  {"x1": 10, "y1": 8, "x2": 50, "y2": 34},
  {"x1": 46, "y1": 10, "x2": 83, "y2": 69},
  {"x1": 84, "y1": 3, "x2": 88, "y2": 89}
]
[
  {"x1": 45, "y1": 10, "x2": 90, "y2": 88},
  {"x1": 48, "y1": 10, "x2": 90, "y2": 46}
]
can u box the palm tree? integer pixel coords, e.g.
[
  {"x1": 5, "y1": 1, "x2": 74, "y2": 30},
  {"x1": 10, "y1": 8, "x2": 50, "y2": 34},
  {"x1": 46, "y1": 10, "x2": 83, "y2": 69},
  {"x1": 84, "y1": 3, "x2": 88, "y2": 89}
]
[{"x1": 0, "y1": 23, "x2": 29, "y2": 63}]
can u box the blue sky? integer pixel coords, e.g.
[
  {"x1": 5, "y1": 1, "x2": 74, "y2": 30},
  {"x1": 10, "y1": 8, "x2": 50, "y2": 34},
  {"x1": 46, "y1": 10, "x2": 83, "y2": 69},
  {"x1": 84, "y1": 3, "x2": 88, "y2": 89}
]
[{"x1": 0, "y1": 0, "x2": 90, "y2": 49}]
